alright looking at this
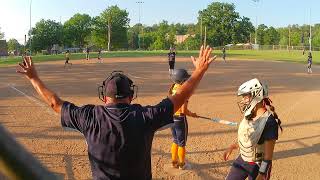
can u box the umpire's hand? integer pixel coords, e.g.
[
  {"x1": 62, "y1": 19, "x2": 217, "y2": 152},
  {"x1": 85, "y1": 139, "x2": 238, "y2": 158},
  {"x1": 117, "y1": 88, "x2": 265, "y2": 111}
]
[
  {"x1": 169, "y1": 45, "x2": 217, "y2": 113},
  {"x1": 191, "y1": 45, "x2": 217, "y2": 72},
  {"x1": 16, "y1": 56, "x2": 64, "y2": 113},
  {"x1": 16, "y1": 56, "x2": 38, "y2": 80}
]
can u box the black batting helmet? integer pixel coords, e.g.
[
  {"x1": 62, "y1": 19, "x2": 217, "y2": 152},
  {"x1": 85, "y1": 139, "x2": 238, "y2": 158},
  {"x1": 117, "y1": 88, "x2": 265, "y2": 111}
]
[{"x1": 171, "y1": 69, "x2": 191, "y2": 84}]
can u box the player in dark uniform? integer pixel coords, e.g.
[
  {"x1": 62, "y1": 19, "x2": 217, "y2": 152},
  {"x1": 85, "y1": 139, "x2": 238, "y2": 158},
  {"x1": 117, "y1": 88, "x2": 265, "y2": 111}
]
[
  {"x1": 16, "y1": 45, "x2": 217, "y2": 180},
  {"x1": 223, "y1": 78, "x2": 283, "y2": 180},
  {"x1": 86, "y1": 46, "x2": 90, "y2": 60},
  {"x1": 222, "y1": 47, "x2": 226, "y2": 62},
  {"x1": 168, "y1": 47, "x2": 176, "y2": 74},
  {"x1": 168, "y1": 69, "x2": 199, "y2": 170},
  {"x1": 97, "y1": 49, "x2": 103, "y2": 63},
  {"x1": 64, "y1": 50, "x2": 72, "y2": 68},
  {"x1": 307, "y1": 52, "x2": 312, "y2": 74}
]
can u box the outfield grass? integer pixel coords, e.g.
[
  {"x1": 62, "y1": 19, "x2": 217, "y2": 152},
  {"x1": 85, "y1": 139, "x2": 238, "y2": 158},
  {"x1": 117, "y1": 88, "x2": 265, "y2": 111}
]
[{"x1": 0, "y1": 50, "x2": 319, "y2": 67}]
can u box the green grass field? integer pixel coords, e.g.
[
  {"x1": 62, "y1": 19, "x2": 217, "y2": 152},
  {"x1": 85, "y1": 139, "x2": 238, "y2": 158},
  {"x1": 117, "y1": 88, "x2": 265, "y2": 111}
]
[{"x1": 0, "y1": 50, "x2": 319, "y2": 67}]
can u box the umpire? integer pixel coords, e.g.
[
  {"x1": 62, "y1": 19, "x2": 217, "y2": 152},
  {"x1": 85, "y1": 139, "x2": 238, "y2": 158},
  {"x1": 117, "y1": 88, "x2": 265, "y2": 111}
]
[{"x1": 16, "y1": 45, "x2": 216, "y2": 180}]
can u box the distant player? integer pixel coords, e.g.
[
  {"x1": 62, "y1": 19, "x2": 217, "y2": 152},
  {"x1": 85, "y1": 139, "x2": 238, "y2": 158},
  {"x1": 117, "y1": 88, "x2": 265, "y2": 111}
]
[
  {"x1": 64, "y1": 50, "x2": 72, "y2": 68},
  {"x1": 168, "y1": 47, "x2": 176, "y2": 74},
  {"x1": 97, "y1": 49, "x2": 103, "y2": 63},
  {"x1": 86, "y1": 46, "x2": 90, "y2": 60},
  {"x1": 307, "y1": 52, "x2": 312, "y2": 74},
  {"x1": 168, "y1": 69, "x2": 199, "y2": 170},
  {"x1": 222, "y1": 47, "x2": 226, "y2": 62}
]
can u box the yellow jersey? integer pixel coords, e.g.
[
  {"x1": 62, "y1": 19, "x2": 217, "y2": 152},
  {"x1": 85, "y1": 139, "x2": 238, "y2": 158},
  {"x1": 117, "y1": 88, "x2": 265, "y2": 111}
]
[{"x1": 171, "y1": 83, "x2": 184, "y2": 116}]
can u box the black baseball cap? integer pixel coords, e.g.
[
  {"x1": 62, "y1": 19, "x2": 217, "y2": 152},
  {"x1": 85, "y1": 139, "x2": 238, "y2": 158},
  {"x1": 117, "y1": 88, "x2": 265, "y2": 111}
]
[{"x1": 104, "y1": 74, "x2": 133, "y2": 99}]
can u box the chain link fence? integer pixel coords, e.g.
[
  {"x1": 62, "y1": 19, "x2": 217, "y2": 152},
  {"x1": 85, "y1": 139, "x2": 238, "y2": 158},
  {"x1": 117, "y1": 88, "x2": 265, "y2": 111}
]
[{"x1": 213, "y1": 44, "x2": 320, "y2": 51}]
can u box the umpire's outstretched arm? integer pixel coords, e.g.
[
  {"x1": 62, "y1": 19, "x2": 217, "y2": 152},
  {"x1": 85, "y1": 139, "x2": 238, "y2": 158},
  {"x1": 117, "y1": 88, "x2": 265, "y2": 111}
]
[
  {"x1": 16, "y1": 45, "x2": 216, "y2": 115},
  {"x1": 169, "y1": 45, "x2": 216, "y2": 113},
  {"x1": 16, "y1": 56, "x2": 64, "y2": 113}
]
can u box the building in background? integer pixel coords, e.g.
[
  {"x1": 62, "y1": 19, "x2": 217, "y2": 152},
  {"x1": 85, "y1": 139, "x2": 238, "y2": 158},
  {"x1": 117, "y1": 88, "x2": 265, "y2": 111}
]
[{"x1": 175, "y1": 34, "x2": 195, "y2": 44}]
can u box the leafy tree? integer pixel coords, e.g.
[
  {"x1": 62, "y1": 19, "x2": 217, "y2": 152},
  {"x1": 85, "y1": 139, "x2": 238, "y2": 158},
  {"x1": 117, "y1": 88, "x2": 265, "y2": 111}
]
[
  {"x1": 256, "y1": 24, "x2": 268, "y2": 45},
  {"x1": 7, "y1": 39, "x2": 21, "y2": 52},
  {"x1": 127, "y1": 24, "x2": 140, "y2": 49},
  {"x1": 140, "y1": 31, "x2": 156, "y2": 50},
  {"x1": 175, "y1": 23, "x2": 188, "y2": 35},
  {"x1": 0, "y1": 27, "x2": 4, "y2": 39},
  {"x1": 183, "y1": 35, "x2": 201, "y2": 50},
  {"x1": 312, "y1": 24, "x2": 320, "y2": 47},
  {"x1": 278, "y1": 27, "x2": 289, "y2": 46},
  {"x1": 92, "y1": 6, "x2": 129, "y2": 50},
  {"x1": 64, "y1": 13, "x2": 92, "y2": 48},
  {"x1": 149, "y1": 21, "x2": 170, "y2": 50},
  {"x1": 264, "y1": 27, "x2": 280, "y2": 45},
  {"x1": 198, "y1": 2, "x2": 254, "y2": 46},
  {"x1": 29, "y1": 19, "x2": 63, "y2": 52},
  {"x1": 232, "y1": 17, "x2": 254, "y2": 44}
]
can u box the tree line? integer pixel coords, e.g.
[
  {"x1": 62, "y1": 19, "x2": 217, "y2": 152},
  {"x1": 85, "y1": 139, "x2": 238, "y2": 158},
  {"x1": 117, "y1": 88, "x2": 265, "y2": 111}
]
[{"x1": 1, "y1": 2, "x2": 320, "y2": 54}]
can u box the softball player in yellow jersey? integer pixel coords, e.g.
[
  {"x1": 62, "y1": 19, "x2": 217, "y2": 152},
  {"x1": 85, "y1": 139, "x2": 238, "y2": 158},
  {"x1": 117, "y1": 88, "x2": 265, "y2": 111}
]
[
  {"x1": 169, "y1": 69, "x2": 199, "y2": 170},
  {"x1": 64, "y1": 50, "x2": 72, "y2": 68}
]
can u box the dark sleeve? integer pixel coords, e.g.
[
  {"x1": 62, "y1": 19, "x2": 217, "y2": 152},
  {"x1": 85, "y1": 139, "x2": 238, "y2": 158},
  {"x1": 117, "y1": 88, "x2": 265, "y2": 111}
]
[
  {"x1": 61, "y1": 101, "x2": 95, "y2": 134},
  {"x1": 142, "y1": 98, "x2": 174, "y2": 131},
  {"x1": 260, "y1": 116, "x2": 279, "y2": 143}
]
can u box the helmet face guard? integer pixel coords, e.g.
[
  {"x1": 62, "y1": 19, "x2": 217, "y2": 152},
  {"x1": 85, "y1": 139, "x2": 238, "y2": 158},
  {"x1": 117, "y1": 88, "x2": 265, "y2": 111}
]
[
  {"x1": 237, "y1": 93, "x2": 252, "y2": 114},
  {"x1": 237, "y1": 87, "x2": 262, "y2": 116},
  {"x1": 237, "y1": 78, "x2": 267, "y2": 119}
]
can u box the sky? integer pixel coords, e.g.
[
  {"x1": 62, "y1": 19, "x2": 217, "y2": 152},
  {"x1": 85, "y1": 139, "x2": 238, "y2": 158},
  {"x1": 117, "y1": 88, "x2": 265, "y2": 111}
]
[{"x1": 0, "y1": 0, "x2": 319, "y2": 44}]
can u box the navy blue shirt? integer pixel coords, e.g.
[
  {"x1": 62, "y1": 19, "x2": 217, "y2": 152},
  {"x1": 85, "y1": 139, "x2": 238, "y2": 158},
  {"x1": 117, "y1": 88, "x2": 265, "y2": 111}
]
[
  {"x1": 61, "y1": 98, "x2": 174, "y2": 180},
  {"x1": 168, "y1": 52, "x2": 176, "y2": 61},
  {"x1": 308, "y1": 57, "x2": 312, "y2": 64},
  {"x1": 258, "y1": 114, "x2": 279, "y2": 144}
]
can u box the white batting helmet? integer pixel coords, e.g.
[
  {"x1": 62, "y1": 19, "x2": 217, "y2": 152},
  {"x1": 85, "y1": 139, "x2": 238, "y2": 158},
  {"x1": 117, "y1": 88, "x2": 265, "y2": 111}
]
[{"x1": 237, "y1": 78, "x2": 268, "y2": 119}]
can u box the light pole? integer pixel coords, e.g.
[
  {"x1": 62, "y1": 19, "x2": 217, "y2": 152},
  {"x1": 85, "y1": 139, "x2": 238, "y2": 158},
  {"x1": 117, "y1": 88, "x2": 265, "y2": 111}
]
[
  {"x1": 29, "y1": 0, "x2": 32, "y2": 56},
  {"x1": 255, "y1": 16, "x2": 257, "y2": 44},
  {"x1": 222, "y1": 5, "x2": 225, "y2": 46},
  {"x1": 200, "y1": 15, "x2": 203, "y2": 45},
  {"x1": 289, "y1": 26, "x2": 291, "y2": 49},
  {"x1": 24, "y1": 34, "x2": 26, "y2": 54},
  {"x1": 309, "y1": 8, "x2": 312, "y2": 52},
  {"x1": 252, "y1": 0, "x2": 260, "y2": 45},
  {"x1": 136, "y1": 1, "x2": 144, "y2": 49}
]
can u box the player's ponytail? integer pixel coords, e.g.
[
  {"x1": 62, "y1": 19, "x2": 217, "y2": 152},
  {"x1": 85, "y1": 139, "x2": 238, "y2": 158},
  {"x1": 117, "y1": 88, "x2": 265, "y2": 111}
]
[{"x1": 264, "y1": 98, "x2": 283, "y2": 132}]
